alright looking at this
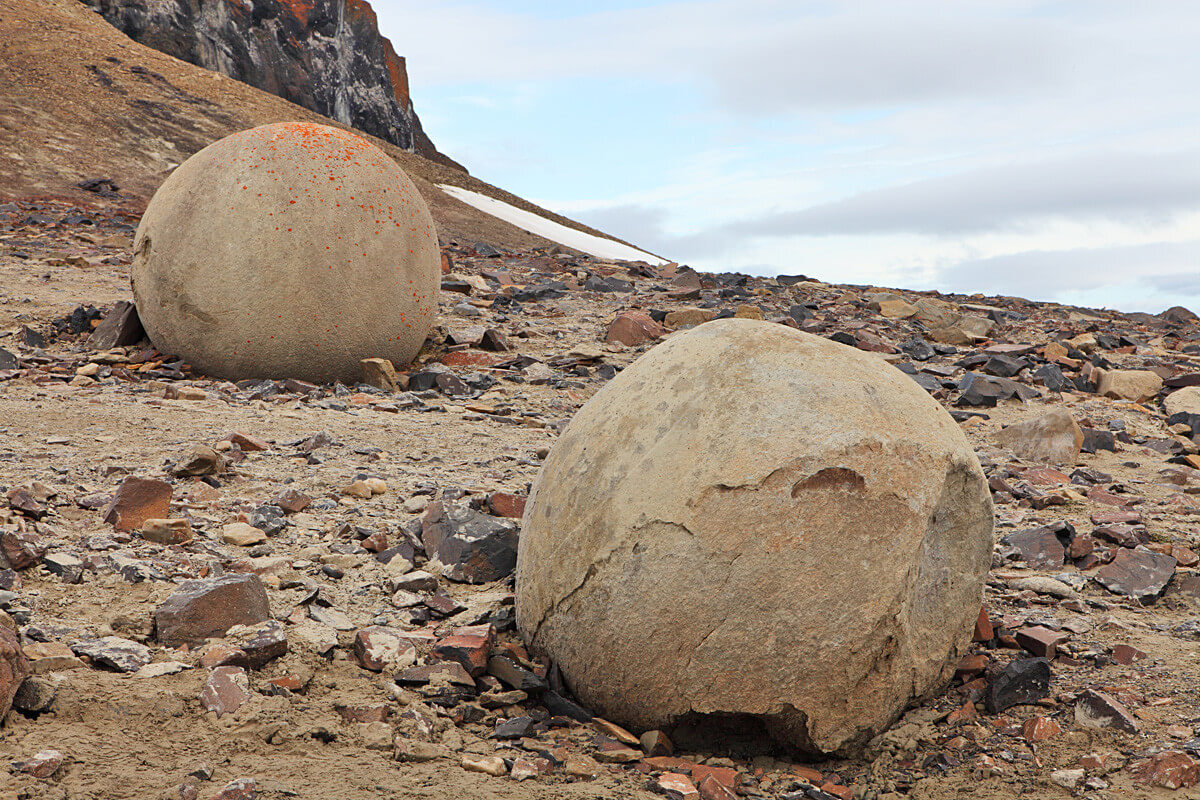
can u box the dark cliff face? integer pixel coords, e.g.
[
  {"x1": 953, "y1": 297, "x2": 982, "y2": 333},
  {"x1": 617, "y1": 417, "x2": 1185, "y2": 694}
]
[{"x1": 81, "y1": 0, "x2": 462, "y2": 171}]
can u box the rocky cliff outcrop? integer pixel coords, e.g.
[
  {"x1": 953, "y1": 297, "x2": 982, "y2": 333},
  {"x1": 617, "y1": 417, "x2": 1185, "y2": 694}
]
[{"x1": 80, "y1": 0, "x2": 462, "y2": 170}]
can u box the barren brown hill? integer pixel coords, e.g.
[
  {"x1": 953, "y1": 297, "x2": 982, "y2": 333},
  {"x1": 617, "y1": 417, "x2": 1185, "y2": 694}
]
[{"x1": 0, "y1": 0, "x2": 634, "y2": 252}]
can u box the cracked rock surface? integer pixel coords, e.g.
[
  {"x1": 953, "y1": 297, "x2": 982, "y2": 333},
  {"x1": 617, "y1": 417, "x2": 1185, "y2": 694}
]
[{"x1": 516, "y1": 319, "x2": 994, "y2": 754}]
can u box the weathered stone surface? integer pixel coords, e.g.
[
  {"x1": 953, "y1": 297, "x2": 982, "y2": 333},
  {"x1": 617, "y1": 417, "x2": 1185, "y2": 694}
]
[
  {"x1": 353, "y1": 626, "x2": 417, "y2": 672},
  {"x1": 999, "y1": 526, "x2": 1066, "y2": 569},
  {"x1": 1097, "y1": 369, "x2": 1163, "y2": 402},
  {"x1": 516, "y1": 319, "x2": 994, "y2": 754},
  {"x1": 995, "y1": 409, "x2": 1083, "y2": 465},
  {"x1": 421, "y1": 501, "x2": 519, "y2": 584},
  {"x1": 1132, "y1": 751, "x2": 1200, "y2": 789},
  {"x1": 89, "y1": 299, "x2": 145, "y2": 349},
  {"x1": 1075, "y1": 688, "x2": 1139, "y2": 733},
  {"x1": 360, "y1": 357, "x2": 399, "y2": 391},
  {"x1": 664, "y1": 307, "x2": 717, "y2": 328},
  {"x1": 201, "y1": 666, "x2": 251, "y2": 717},
  {"x1": 606, "y1": 311, "x2": 664, "y2": 346},
  {"x1": 0, "y1": 610, "x2": 29, "y2": 719},
  {"x1": 102, "y1": 476, "x2": 173, "y2": 531},
  {"x1": 155, "y1": 574, "x2": 271, "y2": 647},
  {"x1": 141, "y1": 518, "x2": 193, "y2": 545},
  {"x1": 14, "y1": 749, "x2": 64, "y2": 778},
  {"x1": 82, "y1": 0, "x2": 454, "y2": 166},
  {"x1": 171, "y1": 444, "x2": 225, "y2": 477},
  {"x1": 1094, "y1": 548, "x2": 1176, "y2": 603},
  {"x1": 985, "y1": 657, "x2": 1051, "y2": 714},
  {"x1": 431, "y1": 624, "x2": 495, "y2": 677},
  {"x1": 226, "y1": 620, "x2": 288, "y2": 669},
  {"x1": 1165, "y1": 386, "x2": 1200, "y2": 418},
  {"x1": 132, "y1": 122, "x2": 438, "y2": 382},
  {"x1": 70, "y1": 636, "x2": 152, "y2": 672},
  {"x1": 222, "y1": 522, "x2": 268, "y2": 546}
]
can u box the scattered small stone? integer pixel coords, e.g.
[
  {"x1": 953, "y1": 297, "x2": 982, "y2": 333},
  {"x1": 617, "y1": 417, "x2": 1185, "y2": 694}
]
[
  {"x1": 102, "y1": 476, "x2": 173, "y2": 531},
  {"x1": 461, "y1": 755, "x2": 507, "y2": 776},
  {"x1": 201, "y1": 666, "x2": 251, "y2": 717},
  {"x1": 1075, "y1": 688, "x2": 1139, "y2": 733},
  {"x1": 70, "y1": 636, "x2": 152, "y2": 672},
  {"x1": 154, "y1": 574, "x2": 271, "y2": 647},
  {"x1": 985, "y1": 657, "x2": 1051, "y2": 714},
  {"x1": 14, "y1": 748, "x2": 64, "y2": 778}
]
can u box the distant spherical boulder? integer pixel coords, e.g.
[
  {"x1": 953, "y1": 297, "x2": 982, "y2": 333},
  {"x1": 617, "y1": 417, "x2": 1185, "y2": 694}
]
[
  {"x1": 132, "y1": 121, "x2": 438, "y2": 383},
  {"x1": 515, "y1": 319, "x2": 993, "y2": 754}
]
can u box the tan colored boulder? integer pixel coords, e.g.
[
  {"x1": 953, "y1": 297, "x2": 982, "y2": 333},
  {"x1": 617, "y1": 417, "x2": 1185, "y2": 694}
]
[
  {"x1": 995, "y1": 409, "x2": 1084, "y2": 465},
  {"x1": 515, "y1": 319, "x2": 994, "y2": 755},
  {"x1": 927, "y1": 325, "x2": 972, "y2": 345},
  {"x1": 132, "y1": 122, "x2": 439, "y2": 383},
  {"x1": 877, "y1": 299, "x2": 918, "y2": 319},
  {"x1": 1165, "y1": 386, "x2": 1200, "y2": 418},
  {"x1": 734, "y1": 304, "x2": 764, "y2": 320},
  {"x1": 1, "y1": 610, "x2": 30, "y2": 719},
  {"x1": 664, "y1": 307, "x2": 717, "y2": 328},
  {"x1": 360, "y1": 358, "x2": 399, "y2": 392},
  {"x1": 913, "y1": 298, "x2": 960, "y2": 328},
  {"x1": 1098, "y1": 369, "x2": 1163, "y2": 402}
]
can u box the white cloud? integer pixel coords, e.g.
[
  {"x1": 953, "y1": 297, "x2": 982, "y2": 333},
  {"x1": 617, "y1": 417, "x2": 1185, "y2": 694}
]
[{"x1": 372, "y1": 0, "x2": 1200, "y2": 312}]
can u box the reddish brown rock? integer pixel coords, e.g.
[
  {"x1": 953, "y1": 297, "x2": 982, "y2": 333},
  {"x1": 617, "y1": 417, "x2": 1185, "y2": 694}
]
[
  {"x1": 89, "y1": 300, "x2": 144, "y2": 349},
  {"x1": 1014, "y1": 626, "x2": 1070, "y2": 659},
  {"x1": 656, "y1": 772, "x2": 699, "y2": 800},
  {"x1": 487, "y1": 491, "x2": 527, "y2": 519},
  {"x1": 6, "y1": 486, "x2": 46, "y2": 519},
  {"x1": 973, "y1": 606, "x2": 994, "y2": 641},
  {"x1": 1132, "y1": 752, "x2": 1200, "y2": 790},
  {"x1": 605, "y1": 311, "x2": 664, "y2": 346},
  {"x1": 640, "y1": 730, "x2": 673, "y2": 757},
  {"x1": 0, "y1": 531, "x2": 45, "y2": 570},
  {"x1": 697, "y1": 775, "x2": 738, "y2": 800},
  {"x1": 353, "y1": 626, "x2": 417, "y2": 672},
  {"x1": 272, "y1": 488, "x2": 311, "y2": 513},
  {"x1": 15, "y1": 748, "x2": 64, "y2": 778},
  {"x1": 226, "y1": 432, "x2": 269, "y2": 452},
  {"x1": 201, "y1": 666, "x2": 251, "y2": 717},
  {"x1": 1022, "y1": 715, "x2": 1063, "y2": 742},
  {"x1": 1112, "y1": 644, "x2": 1147, "y2": 665},
  {"x1": 154, "y1": 574, "x2": 270, "y2": 647},
  {"x1": 430, "y1": 624, "x2": 495, "y2": 677},
  {"x1": 102, "y1": 476, "x2": 173, "y2": 531},
  {"x1": 209, "y1": 777, "x2": 257, "y2": 800},
  {"x1": 1, "y1": 610, "x2": 30, "y2": 719}
]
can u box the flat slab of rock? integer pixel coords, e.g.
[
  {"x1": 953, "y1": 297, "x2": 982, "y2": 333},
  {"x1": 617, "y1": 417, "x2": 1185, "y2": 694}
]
[
  {"x1": 1093, "y1": 548, "x2": 1176, "y2": 603},
  {"x1": 70, "y1": 636, "x2": 152, "y2": 672},
  {"x1": 201, "y1": 665, "x2": 251, "y2": 717},
  {"x1": 102, "y1": 476, "x2": 173, "y2": 531},
  {"x1": 154, "y1": 574, "x2": 270, "y2": 647},
  {"x1": 1075, "y1": 688, "x2": 1139, "y2": 733}
]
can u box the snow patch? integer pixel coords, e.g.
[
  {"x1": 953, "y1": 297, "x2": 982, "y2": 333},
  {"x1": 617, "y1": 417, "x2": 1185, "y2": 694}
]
[{"x1": 437, "y1": 184, "x2": 667, "y2": 265}]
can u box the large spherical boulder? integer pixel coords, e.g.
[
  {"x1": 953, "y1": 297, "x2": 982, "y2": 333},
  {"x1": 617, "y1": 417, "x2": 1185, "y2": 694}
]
[
  {"x1": 132, "y1": 121, "x2": 438, "y2": 383},
  {"x1": 515, "y1": 319, "x2": 993, "y2": 754}
]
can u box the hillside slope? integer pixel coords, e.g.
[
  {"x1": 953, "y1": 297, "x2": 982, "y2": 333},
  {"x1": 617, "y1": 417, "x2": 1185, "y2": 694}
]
[
  {"x1": 80, "y1": 0, "x2": 462, "y2": 170},
  {"x1": 0, "y1": 0, "x2": 642, "y2": 254}
]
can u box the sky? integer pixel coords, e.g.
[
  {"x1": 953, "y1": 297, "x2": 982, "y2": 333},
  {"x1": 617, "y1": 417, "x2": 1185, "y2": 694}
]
[{"x1": 371, "y1": 0, "x2": 1200, "y2": 313}]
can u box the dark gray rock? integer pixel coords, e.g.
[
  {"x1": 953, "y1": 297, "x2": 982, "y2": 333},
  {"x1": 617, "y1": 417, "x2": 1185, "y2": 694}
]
[{"x1": 420, "y1": 501, "x2": 518, "y2": 584}]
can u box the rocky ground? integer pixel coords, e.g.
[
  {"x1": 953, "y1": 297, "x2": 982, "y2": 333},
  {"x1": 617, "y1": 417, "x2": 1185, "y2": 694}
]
[{"x1": 3, "y1": 197, "x2": 1200, "y2": 800}]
